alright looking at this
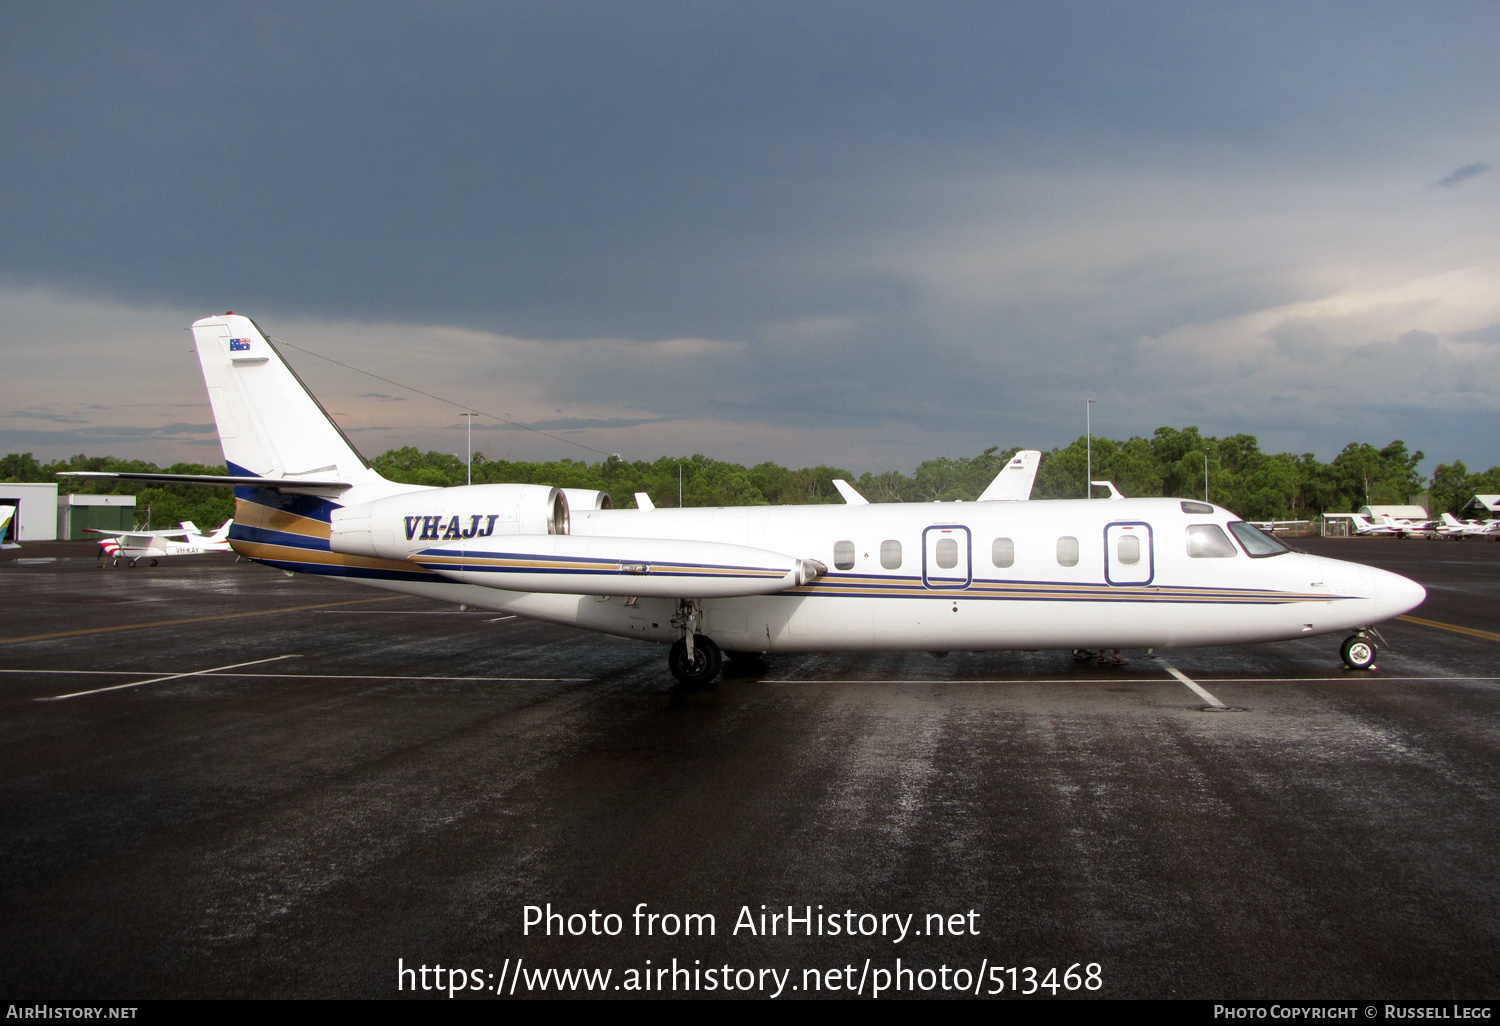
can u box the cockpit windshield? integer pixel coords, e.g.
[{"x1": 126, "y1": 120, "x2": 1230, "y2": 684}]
[{"x1": 1228, "y1": 521, "x2": 1289, "y2": 557}]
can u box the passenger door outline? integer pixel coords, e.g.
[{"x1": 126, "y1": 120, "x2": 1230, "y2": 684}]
[
  {"x1": 1104, "y1": 522, "x2": 1154, "y2": 586},
  {"x1": 922, "y1": 525, "x2": 972, "y2": 590}
]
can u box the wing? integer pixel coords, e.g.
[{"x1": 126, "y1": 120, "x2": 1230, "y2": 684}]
[
  {"x1": 85, "y1": 528, "x2": 188, "y2": 540},
  {"x1": 410, "y1": 535, "x2": 826, "y2": 599}
]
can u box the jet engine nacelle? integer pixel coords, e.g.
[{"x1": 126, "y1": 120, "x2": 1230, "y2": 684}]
[
  {"x1": 329, "y1": 483, "x2": 569, "y2": 560},
  {"x1": 560, "y1": 488, "x2": 613, "y2": 511}
]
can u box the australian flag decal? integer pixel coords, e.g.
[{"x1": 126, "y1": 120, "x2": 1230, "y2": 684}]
[{"x1": 229, "y1": 338, "x2": 252, "y2": 351}]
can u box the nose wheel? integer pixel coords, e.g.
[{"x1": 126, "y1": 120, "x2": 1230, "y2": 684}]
[{"x1": 1341, "y1": 633, "x2": 1378, "y2": 670}]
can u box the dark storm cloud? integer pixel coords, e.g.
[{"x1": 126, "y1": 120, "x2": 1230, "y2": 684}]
[
  {"x1": 4, "y1": 1, "x2": 1496, "y2": 338},
  {"x1": 487, "y1": 416, "x2": 677, "y2": 431},
  {"x1": 0, "y1": 423, "x2": 218, "y2": 449},
  {"x1": 1434, "y1": 162, "x2": 1490, "y2": 188},
  {"x1": 4, "y1": 2, "x2": 1500, "y2": 471}
]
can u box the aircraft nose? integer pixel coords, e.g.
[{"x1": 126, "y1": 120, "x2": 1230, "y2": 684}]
[{"x1": 1376, "y1": 567, "x2": 1426, "y2": 619}]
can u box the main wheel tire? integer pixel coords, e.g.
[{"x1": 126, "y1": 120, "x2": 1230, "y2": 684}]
[
  {"x1": 1341, "y1": 635, "x2": 1377, "y2": 670},
  {"x1": 149, "y1": 558, "x2": 158, "y2": 566},
  {"x1": 669, "y1": 635, "x2": 723, "y2": 686}
]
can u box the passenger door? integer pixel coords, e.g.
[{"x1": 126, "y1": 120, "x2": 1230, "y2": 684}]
[
  {"x1": 1104, "y1": 522, "x2": 1153, "y2": 586},
  {"x1": 923, "y1": 525, "x2": 972, "y2": 589}
]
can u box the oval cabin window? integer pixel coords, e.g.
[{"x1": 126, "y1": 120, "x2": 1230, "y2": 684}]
[
  {"x1": 880, "y1": 539, "x2": 902, "y2": 569},
  {"x1": 935, "y1": 537, "x2": 958, "y2": 569},
  {"x1": 1117, "y1": 534, "x2": 1141, "y2": 566},
  {"x1": 1057, "y1": 536, "x2": 1079, "y2": 567},
  {"x1": 991, "y1": 537, "x2": 1014, "y2": 568},
  {"x1": 834, "y1": 540, "x2": 856, "y2": 570}
]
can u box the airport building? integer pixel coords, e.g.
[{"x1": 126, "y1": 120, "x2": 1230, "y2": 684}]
[
  {"x1": 1358, "y1": 504, "x2": 1429, "y2": 521},
  {"x1": 59, "y1": 493, "x2": 137, "y2": 539},
  {"x1": 1461, "y1": 495, "x2": 1500, "y2": 519},
  {"x1": 0, "y1": 483, "x2": 136, "y2": 542}
]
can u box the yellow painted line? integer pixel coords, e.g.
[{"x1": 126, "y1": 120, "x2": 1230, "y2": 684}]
[
  {"x1": 1397, "y1": 614, "x2": 1500, "y2": 643},
  {"x1": 0, "y1": 595, "x2": 401, "y2": 645}
]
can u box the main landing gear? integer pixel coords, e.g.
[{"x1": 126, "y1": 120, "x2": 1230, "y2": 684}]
[
  {"x1": 668, "y1": 599, "x2": 723, "y2": 686},
  {"x1": 1340, "y1": 629, "x2": 1380, "y2": 671}
]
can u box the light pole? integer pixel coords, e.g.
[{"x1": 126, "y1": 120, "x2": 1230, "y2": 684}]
[
  {"x1": 461, "y1": 413, "x2": 478, "y2": 486},
  {"x1": 1079, "y1": 398, "x2": 1096, "y2": 498}
]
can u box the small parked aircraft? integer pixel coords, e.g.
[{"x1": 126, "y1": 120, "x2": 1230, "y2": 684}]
[
  {"x1": 88, "y1": 520, "x2": 233, "y2": 566},
  {"x1": 62, "y1": 313, "x2": 1427, "y2": 679},
  {"x1": 1432, "y1": 512, "x2": 1492, "y2": 539},
  {"x1": 0, "y1": 505, "x2": 17, "y2": 549},
  {"x1": 1322, "y1": 513, "x2": 1403, "y2": 538}
]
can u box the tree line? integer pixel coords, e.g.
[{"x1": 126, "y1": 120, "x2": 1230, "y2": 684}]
[{"x1": 4, "y1": 427, "x2": 1494, "y2": 527}]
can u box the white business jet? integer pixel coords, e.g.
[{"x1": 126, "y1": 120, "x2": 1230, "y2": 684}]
[
  {"x1": 62, "y1": 314, "x2": 1426, "y2": 681},
  {"x1": 86, "y1": 520, "x2": 233, "y2": 566}
]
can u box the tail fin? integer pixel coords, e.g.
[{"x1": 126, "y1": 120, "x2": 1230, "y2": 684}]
[
  {"x1": 209, "y1": 519, "x2": 233, "y2": 542},
  {"x1": 192, "y1": 314, "x2": 382, "y2": 486},
  {"x1": 978, "y1": 450, "x2": 1042, "y2": 501}
]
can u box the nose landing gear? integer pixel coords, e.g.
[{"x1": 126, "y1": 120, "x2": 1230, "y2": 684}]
[{"x1": 1340, "y1": 631, "x2": 1379, "y2": 671}]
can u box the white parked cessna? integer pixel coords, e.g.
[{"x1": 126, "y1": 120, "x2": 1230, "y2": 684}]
[
  {"x1": 64, "y1": 314, "x2": 1426, "y2": 681},
  {"x1": 1431, "y1": 512, "x2": 1492, "y2": 539},
  {"x1": 87, "y1": 519, "x2": 233, "y2": 566}
]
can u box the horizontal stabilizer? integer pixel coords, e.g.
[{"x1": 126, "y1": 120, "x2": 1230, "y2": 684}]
[
  {"x1": 410, "y1": 535, "x2": 827, "y2": 599},
  {"x1": 58, "y1": 471, "x2": 351, "y2": 491},
  {"x1": 977, "y1": 450, "x2": 1041, "y2": 501}
]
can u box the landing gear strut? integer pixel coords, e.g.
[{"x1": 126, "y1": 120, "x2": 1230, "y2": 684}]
[
  {"x1": 668, "y1": 599, "x2": 722, "y2": 686},
  {"x1": 1341, "y1": 632, "x2": 1378, "y2": 671}
]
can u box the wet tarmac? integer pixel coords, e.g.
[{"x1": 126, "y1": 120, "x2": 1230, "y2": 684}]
[{"x1": 2, "y1": 537, "x2": 1498, "y2": 999}]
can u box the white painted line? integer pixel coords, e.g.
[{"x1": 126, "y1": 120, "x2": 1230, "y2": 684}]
[
  {"x1": 487, "y1": 615, "x2": 517, "y2": 622},
  {"x1": 4, "y1": 668, "x2": 583, "y2": 681},
  {"x1": 185, "y1": 673, "x2": 587, "y2": 682},
  {"x1": 37, "y1": 654, "x2": 303, "y2": 701},
  {"x1": 1158, "y1": 658, "x2": 1229, "y2": 709}
]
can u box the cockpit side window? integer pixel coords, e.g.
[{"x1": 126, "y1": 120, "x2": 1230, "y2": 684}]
[
  {"x1": 1186, "y1": 524, "x2": 1237, "y2": 558},
  {"x1": 1228, "y1": 521, "x2": 1290, "y2": 557}
]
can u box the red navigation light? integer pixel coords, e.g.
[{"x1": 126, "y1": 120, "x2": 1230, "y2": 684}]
[{"x1": 225, "y1": 311, "x2": 234, "y2": 315}]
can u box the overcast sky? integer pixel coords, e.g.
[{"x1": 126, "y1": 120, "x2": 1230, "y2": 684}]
[{"x1": 2, "y1": 1, "x2": 1498, "y2": 475}]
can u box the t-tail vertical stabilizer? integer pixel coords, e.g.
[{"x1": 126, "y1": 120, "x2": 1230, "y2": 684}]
[
  {"x1": 191, "y1": 314, "x2": 390, "y2": 495},
  {"x1": 977, "y1": 449, "x2": 1042, "y2": 501}
]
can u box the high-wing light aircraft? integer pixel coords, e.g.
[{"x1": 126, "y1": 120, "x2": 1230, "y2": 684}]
[
  {"x1": 86, "y1": 520, "x2": 233, "y2": 566},
  {"x1": 64, "y1": 314, "x2": 1426, "y2": 681},
  {"x1": 1431, "y1": 512, "x2": 1491, "y2": 539}
]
